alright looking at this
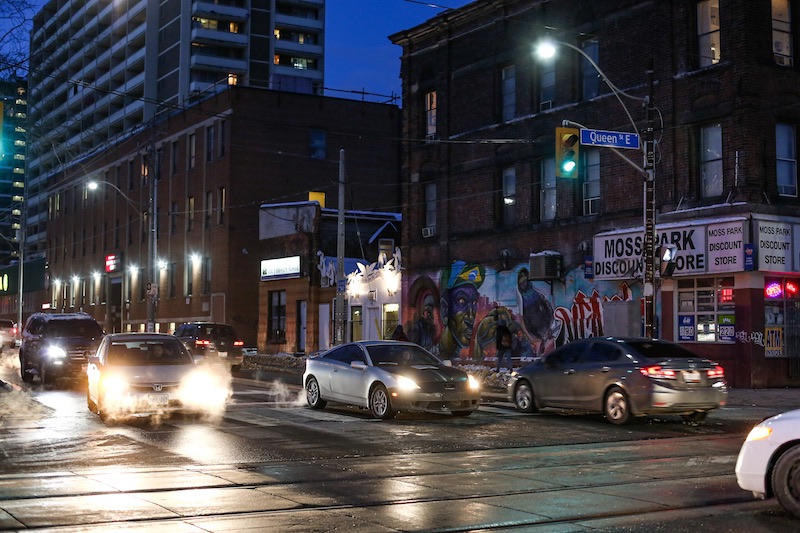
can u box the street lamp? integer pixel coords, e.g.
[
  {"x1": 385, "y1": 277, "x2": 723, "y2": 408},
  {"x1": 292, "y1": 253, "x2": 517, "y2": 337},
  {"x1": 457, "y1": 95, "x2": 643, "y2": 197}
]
[
  {"x1": 88, "y1": 179, "x2": 158, "y2": 332},
  {"x1": 535, "y1": 38, "x2": 658, "y2": 337}
]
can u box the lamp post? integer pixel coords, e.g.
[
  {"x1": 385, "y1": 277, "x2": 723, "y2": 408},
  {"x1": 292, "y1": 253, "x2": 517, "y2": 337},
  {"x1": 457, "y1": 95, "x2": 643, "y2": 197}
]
[
  {"x1": 536, "y1": 40, "x2": 658, "y2": 338},
  {"x1": 88, "y1": 178, "x2": 158, "y2": 332}
]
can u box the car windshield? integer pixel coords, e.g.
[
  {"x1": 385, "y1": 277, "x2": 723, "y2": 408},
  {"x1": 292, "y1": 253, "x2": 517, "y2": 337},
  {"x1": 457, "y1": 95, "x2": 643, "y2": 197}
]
[
  {"x1": 367, "y1": 345, "x2": 441, "y2": 367},
  {"x1": 44, "y1": 319, "x2": 103, "y2": 338},
  {"x1": 199, "y1": 325, "x2": 236, "y2": 339},
  {"x1": 108, "y1": 340, "x2": 192, "y2": 366},
  {"x1": 625, "y1": 340, "x2": 701, "y2": 359}
]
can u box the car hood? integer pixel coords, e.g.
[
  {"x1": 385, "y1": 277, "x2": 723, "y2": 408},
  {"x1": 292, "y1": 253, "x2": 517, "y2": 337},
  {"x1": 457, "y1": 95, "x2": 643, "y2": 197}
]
[
  {"x1": 106, "y1": 364, "x2": 194, "y2": 385},
  {"x1": 763, "y1": 408, "x2": 800, "y2": 427},
  {"x1": 47, "y1": 336, "x2": 102, "y2": 347},
  {"x1": 382, "y1": 364, "x2": 467, "y2": 383}
]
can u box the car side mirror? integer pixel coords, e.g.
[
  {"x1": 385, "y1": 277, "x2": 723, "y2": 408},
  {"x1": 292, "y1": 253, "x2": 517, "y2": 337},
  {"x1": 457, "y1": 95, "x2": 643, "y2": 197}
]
[
  {"x1": 351, "y1": 361, "x2": 367, "y2": 370},
  {"x1": 441, "y1": 360, "x2": 452, "y2": 367}
]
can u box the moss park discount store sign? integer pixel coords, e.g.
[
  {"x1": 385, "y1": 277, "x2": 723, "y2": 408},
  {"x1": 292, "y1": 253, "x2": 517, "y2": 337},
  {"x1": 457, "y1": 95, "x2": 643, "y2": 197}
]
[{"x1": 592, "y1": 215, "x2": 800, "y2": 280}]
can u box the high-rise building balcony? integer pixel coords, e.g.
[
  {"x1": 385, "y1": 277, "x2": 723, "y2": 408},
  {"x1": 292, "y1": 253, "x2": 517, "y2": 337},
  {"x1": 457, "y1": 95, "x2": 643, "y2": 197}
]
[
  {"x1": 190, "y1": 53, "x2": 247, "y2": 73},
  {"x1": 192, "y1": 1, "x2": 249, "y2": 22},
  {"x1": 191, "y1": 28, "x2": 248, "y2": 48}
]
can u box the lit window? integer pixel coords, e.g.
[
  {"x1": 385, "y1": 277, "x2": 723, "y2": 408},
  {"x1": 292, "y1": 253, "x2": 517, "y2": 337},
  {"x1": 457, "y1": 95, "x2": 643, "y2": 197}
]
[
  {"x1": 677, "y1": 277, "x2": 735, "y2": 342},
  {"x1": 772, "y1": 0, "x2": 793, "y2": 66},
  {"x1": 697, "y1": 0, "x2": 721, "y2": 67},
  {"x1": 700, "y1": 124, "x2": 723, "y2": 197},
  {"x1": 776, "y1": 123, "x2": 797, "y2": 197}
]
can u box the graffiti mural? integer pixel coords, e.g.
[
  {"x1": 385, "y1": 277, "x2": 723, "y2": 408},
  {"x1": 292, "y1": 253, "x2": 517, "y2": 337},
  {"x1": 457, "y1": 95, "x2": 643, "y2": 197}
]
[{"x1": 404, "y1": 260, "x2": 639, "y2": 365}]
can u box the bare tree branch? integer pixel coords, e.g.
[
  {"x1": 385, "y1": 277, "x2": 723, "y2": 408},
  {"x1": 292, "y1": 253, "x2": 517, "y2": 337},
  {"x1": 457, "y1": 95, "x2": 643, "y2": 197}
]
[{"x1": 0, "y1": 0, "x2": 37, "y2": 77}]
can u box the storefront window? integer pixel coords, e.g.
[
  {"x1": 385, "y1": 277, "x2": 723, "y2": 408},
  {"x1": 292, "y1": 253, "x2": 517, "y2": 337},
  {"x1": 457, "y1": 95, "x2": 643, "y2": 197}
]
[
  {"x1": 677, "y1": 277, "x2": 735, "y2": 342},
  {"x1": 764, "y1": 277, "x2": 799, "y2": 357},
  {"x1": 383, "y1": 303, "x2": 399, "y2": 340}
]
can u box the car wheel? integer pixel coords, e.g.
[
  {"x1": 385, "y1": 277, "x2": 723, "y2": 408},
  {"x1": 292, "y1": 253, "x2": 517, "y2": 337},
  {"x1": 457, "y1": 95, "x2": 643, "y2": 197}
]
[
  {"x1": 39, "y1": 364, "x2": 51, "y2": 389},
  {"x1": 772, "y1": 444, "x2": 800, "y2": 519},
  {"x1": 514, "y1": 380, "x2": 538, "y2": 413},
  {"x1": 603, "y1": 386, "x2": 632, "y2": 425},
  {"x1": 369, "y1": 384, "x2": 395, "y2": 420},
  {"x1": 19, "y1": 353, "x2": 33, "y2": 383},
  {"x1": 305, "y1": 376, "x2": 327, "y2": 409},
  {"x1": 87, "y1": 389, "x2": 98, "y2": 414},
  {"x1": 681, "y1": 411, "x2": 708, "y2": 423}
]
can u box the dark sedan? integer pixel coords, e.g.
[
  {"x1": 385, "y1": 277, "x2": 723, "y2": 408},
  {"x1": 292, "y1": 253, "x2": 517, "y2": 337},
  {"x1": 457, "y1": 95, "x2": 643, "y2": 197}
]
[
  {"x1": 303, "y1": 341, "x2": 482, "y2": 419},
  {"x1": 507, "y1": 337, "x2": 728, "y2": 424}
]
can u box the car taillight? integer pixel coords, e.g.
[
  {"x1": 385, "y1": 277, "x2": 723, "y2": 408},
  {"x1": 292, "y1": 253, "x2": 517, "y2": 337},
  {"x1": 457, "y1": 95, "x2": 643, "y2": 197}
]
[
  {"x1": 196, "y1": 339, "x2": 211, "y2": 346},
  {"x1": 233, "y1": 340, "x2": 244, "y2": 346},
  {"x1": 707, "y1": 365, "x2": 725, "y2": 379},
  {"x1": 640, "y1": 365, "x2": 677, "y2": 379}
]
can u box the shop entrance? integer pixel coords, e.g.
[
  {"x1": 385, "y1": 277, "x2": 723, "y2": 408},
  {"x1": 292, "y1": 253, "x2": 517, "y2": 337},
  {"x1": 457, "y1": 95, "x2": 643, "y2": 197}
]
[{"x1": 787, "y1": 300, "x2": 800, "y2": 379}]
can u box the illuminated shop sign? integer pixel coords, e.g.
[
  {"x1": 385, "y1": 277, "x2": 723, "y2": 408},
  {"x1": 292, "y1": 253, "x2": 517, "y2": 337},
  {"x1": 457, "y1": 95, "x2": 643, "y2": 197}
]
[
  {"x1": 260, "y1": 256, "x2": 301, "y2": 281},
  {"x1": 105, "y1": 253, "x2": 121, "y2": 273}
]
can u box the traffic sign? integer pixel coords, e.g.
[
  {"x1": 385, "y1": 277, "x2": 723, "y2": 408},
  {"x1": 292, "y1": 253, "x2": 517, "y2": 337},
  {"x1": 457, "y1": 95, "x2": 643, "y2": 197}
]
[{"x1": 580, "y1": 128, "x2": 640, "y2": 150}]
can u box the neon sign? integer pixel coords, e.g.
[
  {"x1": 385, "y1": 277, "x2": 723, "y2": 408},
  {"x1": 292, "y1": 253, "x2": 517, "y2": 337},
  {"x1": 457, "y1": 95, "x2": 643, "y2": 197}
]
[
  {"x1": 765, "y1": 281, "x2": 783, "y2": 298},
  {"x1": 786, "y1": 280, "x2": 799, "y2": 297}
]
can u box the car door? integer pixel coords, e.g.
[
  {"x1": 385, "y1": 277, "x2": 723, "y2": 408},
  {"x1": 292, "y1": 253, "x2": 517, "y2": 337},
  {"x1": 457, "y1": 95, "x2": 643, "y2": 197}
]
[
  {"x1": 329, "y1": 345, "x2": 369, "y2": 405},
  {"x1": 571, "y1": 340, "x2": 627, "y2": 408},
  {"x1": 534, "y1": 342, "x2": 586, "y2": 407}
]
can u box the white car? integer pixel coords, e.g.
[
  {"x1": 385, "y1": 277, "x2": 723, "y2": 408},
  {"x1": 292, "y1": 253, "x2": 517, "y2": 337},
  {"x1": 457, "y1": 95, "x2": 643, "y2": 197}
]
[
  {"x1": 87, "y1": 333, "x2": 230, "y2": 421},
  {"x1": 735, "y1": 409, "x2": 800, "y2": 518}
]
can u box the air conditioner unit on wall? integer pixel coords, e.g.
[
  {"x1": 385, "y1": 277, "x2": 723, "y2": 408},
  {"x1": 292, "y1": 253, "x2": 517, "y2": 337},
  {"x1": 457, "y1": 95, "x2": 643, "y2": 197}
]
[
  {"x1": 528, "y1": 254, "x2": 562, "y2": 280},
  {"x1": 422, "y1": 226, "x2": 436, "y2": 238}
]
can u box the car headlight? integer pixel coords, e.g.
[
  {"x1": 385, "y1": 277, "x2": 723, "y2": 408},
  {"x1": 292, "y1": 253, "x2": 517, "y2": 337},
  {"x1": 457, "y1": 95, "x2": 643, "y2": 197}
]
[
  {"x1": 395, "y1": 375, "x2": 420, "y2": 391},
  {"x1": 467, "y1": 374, "x2": 481, "y2": 390},
  {"x1": 102, "y1": 375, "x2": 129, "y2": 394},
  {"x1": 745, "y1": 426, "x2": 773, "y2": 441},
  {"x1": 45, "y1": 345, "x2": 67, "y2": 359}
]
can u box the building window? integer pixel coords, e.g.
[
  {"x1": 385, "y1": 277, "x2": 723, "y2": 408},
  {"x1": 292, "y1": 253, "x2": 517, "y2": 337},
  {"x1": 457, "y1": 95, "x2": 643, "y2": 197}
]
[
  {"x1": 582, "y1": 39, "x2": 600, "y2": 100},
  {"x1": 583, "y1": 149, "x2": 600, "y2": 215},
  {"x1": 382, "y1": 303, "x2": 399, "y2": 340},
  {"x1": 541, "y1": 157, "x2": 556, "y2": 221},
  {"x1": 425, "y1": 91, "x2": 437, "y2": 138},
  {"x1": 219, "y1": 120, "x2": 226, "y2": 158},
  {"x1": 205, "y1": 125, "x2": 214, "y2": 163},
  {"x1": 170, "y1": 201, "x2": 178, "y2": 235},
  {"x1": 217, "y1": 187, "x2": 226, "y2": 225},
  {"x1": 697, "y1": 0, "x2": 721, "y2": 67},
  {"x1": 185, "y1": 259, "x2": 194, "y2": 296},
  {"x1": 205, "y1": 190, "x2": 213, "y2": 228},
  {"x1": 187, "y1": 196, "x2": 195, "y2": 232},
  {"x1": 539, "y1": 57, "x2": 555, "y2": 110},
  {"x1": 700, "y1": 124, "x2": 723, "y2": 198},
  {"x1": 378, "y1": 238, "x2": 394, "y2": 261},
  {"x1": 773, "y1": 0, "x2": 793, "y2": 66},
  {"x1": 268, "y1": 290, "x2": 286, "y2": 342},
  {"x1": 166, "y1": 263, "x2": 175, "y2": 298},
  {"x1": 502, "y1": 166, "x2": 516, "y2": 227},
  {"x1": 171, "y1": 141, "x2": 179, "y2": 175},
  {"x1": 424, "y1": 182, "x2": 436, "y2": 229},
  {"x1": 188, "y1": 133, "x2": 196, "y2": 169},
  {"x1": 310, "y1": 130, "x2": 326, "y2": 159},
  {"x1": 203, "y1": 256, "x2": 211, "y2": 294},
  {"x1": 776, "y1": 123, "x2": 798, "y2": 197},
  {"x1": 677, "y1": 277, "x2": 735, "y2": 342},
  {"x1": 764, "y1": 277, "x2": 799, "y2": 357},
  {"x1": 501, "y1": 65, "x2": 515, "y2": 122},
  {"x1": 127, "y1": 215, "x2": 134, "y2": 245}
]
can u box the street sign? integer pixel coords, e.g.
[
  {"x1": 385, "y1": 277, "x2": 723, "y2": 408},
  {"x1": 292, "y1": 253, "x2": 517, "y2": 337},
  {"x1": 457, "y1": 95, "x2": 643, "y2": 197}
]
[{"x1": 580, "y1": 128, "x2": 640, "y2": 150}]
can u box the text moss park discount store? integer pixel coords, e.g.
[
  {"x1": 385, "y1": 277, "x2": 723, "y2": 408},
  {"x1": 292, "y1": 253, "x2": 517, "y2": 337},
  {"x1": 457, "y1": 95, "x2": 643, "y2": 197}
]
[{"x1": 593, "y1": 214, "x2": 800, "y2": 387}]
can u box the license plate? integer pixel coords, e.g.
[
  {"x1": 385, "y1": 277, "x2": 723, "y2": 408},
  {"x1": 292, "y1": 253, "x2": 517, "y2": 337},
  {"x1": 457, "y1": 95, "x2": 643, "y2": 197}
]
[
  {"x1": 683, "y1": 370, "x2": 701, "y2": 383},
  {"x1": 148, "y1": 394, "x2": 169, "y2": 406},
  {"x1": 218, "y1": 351, "x2": 227, "y2": 358}
]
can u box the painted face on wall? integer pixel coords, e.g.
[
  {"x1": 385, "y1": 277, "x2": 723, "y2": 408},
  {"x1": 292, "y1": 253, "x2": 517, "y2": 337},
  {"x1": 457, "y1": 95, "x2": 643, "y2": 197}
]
[{"x1": 447, "y1": 285, "x2": 479, "y2": 347}]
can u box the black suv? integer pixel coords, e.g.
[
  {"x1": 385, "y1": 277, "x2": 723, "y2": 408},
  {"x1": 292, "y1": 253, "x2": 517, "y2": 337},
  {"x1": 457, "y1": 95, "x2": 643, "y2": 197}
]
[
  {"x1": 19, "y1": 313, "x2": 105, "y2": 385},
  {"x1": 174, "y1": 322, "x2": 244, "y2": 369}
]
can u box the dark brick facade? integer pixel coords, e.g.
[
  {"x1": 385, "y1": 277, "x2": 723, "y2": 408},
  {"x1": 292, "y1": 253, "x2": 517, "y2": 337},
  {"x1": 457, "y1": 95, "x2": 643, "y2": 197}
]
[{"x1": 392, "y1": 0, "x2": 800, "y2": 387}]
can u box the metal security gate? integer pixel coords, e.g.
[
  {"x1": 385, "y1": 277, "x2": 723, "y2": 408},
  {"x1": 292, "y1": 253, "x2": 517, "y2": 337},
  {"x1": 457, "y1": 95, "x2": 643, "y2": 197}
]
[{"x1": 787, "y1": 300, "x2": 800, "y2": 379}]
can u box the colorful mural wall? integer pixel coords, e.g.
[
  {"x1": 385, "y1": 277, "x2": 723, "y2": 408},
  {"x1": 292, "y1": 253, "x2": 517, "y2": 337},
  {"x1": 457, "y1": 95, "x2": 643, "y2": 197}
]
[{"x1": 404, "y1": 260, "x2": 640, "y2": 365}]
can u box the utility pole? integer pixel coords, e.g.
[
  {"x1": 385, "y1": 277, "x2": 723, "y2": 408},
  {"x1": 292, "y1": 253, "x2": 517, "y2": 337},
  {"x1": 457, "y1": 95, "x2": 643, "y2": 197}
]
[
  {"x1": 643, "y1": 59, "x2": 657, "y2": 338},
  {"x1": 146, "y1": 134, "x2": 158, "y2": 332},
  {"x1": 334, "y1": 149, "x2": 346, "y2": 345}
]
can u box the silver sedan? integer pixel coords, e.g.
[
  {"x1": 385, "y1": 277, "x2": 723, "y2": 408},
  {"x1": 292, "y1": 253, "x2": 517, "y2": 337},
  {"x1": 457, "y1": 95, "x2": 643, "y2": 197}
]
[
  {"x1": 508, "y1": 337, "x2": 728, "y2": 424},
  {"x1": 303, "y1": 341, "x2": 482, "y2": 419}
]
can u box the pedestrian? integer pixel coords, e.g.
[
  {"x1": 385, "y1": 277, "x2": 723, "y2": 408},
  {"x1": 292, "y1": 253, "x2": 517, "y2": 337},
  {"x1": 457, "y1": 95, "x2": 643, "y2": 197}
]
[
  {"x1": 495, "y1": 320, "x2": 513, "y2": 372},
  {"x1": 391, "y1": 325, "x2": 409, "y2": 341}
]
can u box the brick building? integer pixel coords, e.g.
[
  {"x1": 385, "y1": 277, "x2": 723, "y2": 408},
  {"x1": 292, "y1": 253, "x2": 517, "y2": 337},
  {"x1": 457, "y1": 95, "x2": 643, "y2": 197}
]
[
  {"x1": 391, "y1": 0, "x2": 800, "y2": 387},
  {"x1": 46, "y1": 86, "x2": 400, "y2": 347}
]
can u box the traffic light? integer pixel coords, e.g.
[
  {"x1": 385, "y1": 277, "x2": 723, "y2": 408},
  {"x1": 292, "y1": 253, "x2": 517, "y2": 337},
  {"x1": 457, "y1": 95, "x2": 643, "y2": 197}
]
[
  {"x1": 555, "y1": 127, "x2": 580, "y2": 178},
  {"x1": 658, "y1": 244, "x2": 678, "y2": 277}
]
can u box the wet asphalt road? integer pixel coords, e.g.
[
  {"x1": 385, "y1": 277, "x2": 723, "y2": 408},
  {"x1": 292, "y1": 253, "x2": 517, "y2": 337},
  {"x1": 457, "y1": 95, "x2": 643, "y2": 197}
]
[{"x1": 0, "y1": 350, "x2": 798, "y2": 531}]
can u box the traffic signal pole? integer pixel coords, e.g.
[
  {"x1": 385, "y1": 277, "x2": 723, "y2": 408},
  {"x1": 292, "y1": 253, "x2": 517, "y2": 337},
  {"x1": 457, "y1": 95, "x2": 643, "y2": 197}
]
[{"x1": 643, "y1": 60, "x2": 657, "y2": 338}]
